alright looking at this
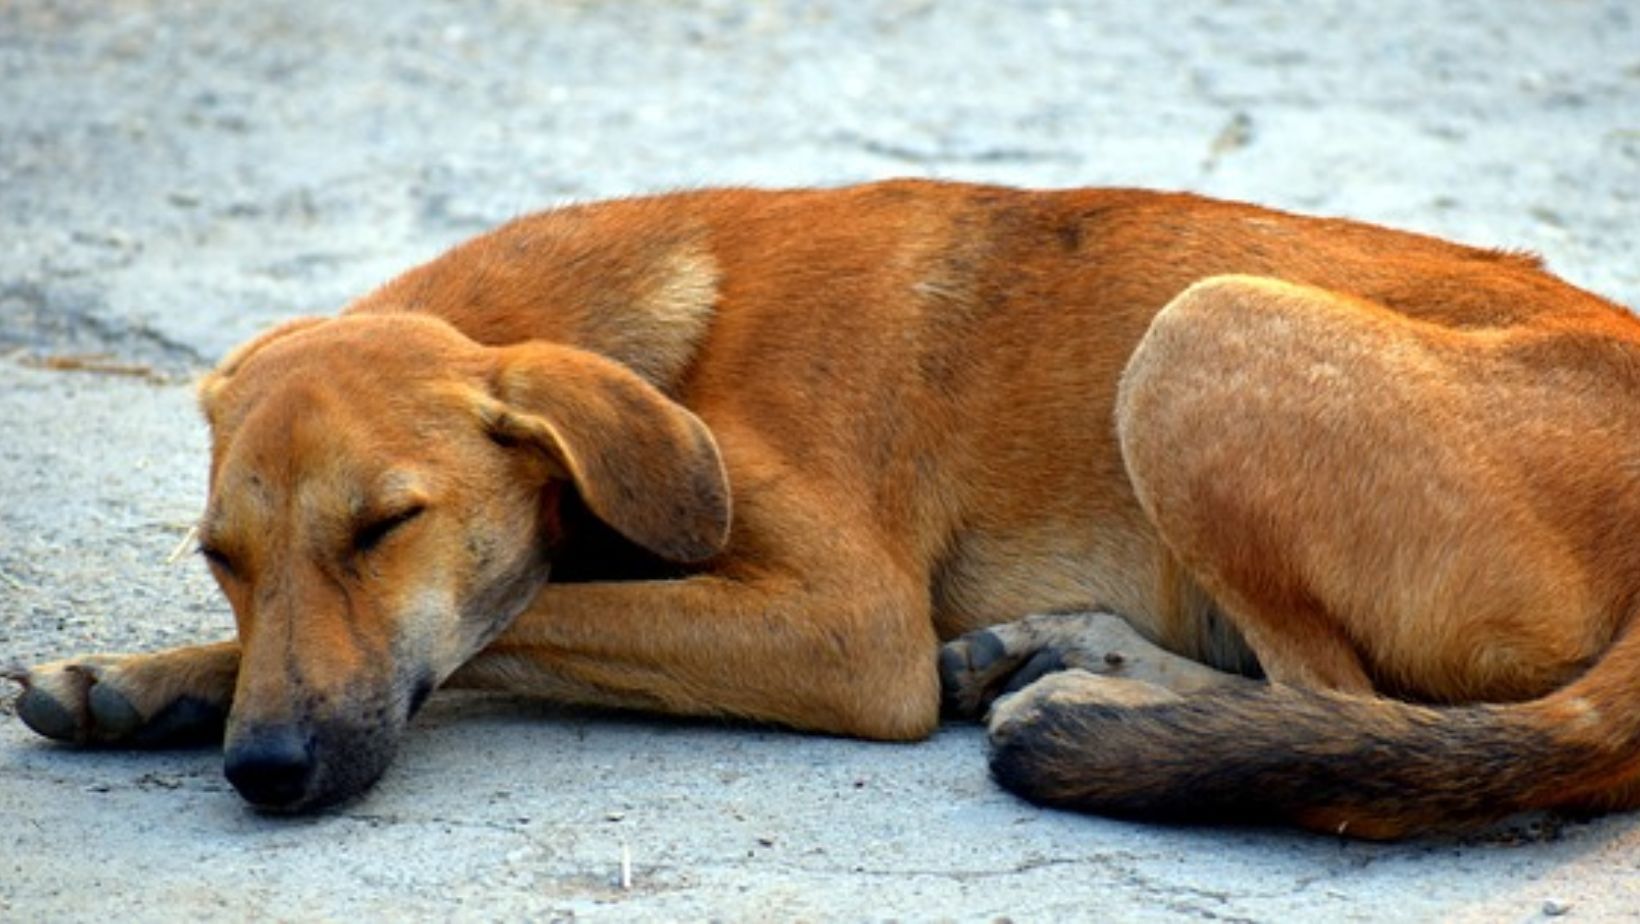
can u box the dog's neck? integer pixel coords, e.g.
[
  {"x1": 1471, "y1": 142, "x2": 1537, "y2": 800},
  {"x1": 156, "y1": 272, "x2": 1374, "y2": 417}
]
[{"x1": 347, "y1": 200, "x2": 721, "y2": 394}]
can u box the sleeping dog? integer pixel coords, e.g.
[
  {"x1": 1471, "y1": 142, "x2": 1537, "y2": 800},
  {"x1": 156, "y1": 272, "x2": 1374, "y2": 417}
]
[{"x1": 11, "y1": 180, "x2": 1640, "y2": 838}]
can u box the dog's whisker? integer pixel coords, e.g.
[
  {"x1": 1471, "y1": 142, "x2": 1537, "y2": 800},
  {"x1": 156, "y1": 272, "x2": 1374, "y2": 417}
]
[{"x1": 164, "y1": 523, "x2": 201, "y2": 566}]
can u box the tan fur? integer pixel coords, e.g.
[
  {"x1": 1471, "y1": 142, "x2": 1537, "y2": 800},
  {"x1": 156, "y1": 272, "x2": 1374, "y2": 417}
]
[{"x1": 12, "y1": 180, "x2": 1640, "y2": 831}]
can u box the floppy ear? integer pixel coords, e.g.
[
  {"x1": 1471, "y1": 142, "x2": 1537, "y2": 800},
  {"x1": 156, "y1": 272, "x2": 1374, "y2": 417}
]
[{"x1": 481, "y1": 342, "x2": 731, "y2": 563}]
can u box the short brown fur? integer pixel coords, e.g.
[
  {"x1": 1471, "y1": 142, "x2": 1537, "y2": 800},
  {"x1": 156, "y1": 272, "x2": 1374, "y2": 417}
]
[{"x1": 12, "y1": 180, "x2": 1640, "y2": 833}]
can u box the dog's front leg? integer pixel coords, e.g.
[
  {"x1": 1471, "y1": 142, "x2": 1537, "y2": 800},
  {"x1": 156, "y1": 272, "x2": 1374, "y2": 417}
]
[
  {"x1": 448, "y1": 573, "x2": 942, "y2": 741},
  {"x1": 6, "y1": 640, "x2": 240, "y2": 746}
]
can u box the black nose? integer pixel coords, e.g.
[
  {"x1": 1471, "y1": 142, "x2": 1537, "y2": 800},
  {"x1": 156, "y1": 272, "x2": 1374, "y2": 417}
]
[{"x1": 225, "y1": 725, "x2": 316, "y2": 809}]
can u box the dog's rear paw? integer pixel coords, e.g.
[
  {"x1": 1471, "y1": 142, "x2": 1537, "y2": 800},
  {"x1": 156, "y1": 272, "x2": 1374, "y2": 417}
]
[
  {"x1": 940, "y1": 611, "x2": 1240, "y2": 720},
  {"x1": 4, "y1": 655, "x2": 227, "y2": 747},
  {"x1": 940, "y1": 612, "x2": 1128, "y2": 719},
  {"x1": 987, "y1": 668, "x2": 1183, "y2": 744}
]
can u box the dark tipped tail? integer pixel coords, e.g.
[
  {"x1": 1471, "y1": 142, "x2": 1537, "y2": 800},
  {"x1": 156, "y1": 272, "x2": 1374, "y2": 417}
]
[{"x1": 989, "y1": 680, "x2": 1617, "y2": 838}]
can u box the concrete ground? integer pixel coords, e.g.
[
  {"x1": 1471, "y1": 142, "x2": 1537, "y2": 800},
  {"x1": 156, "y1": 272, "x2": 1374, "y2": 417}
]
[{"x1": 3, "y1": 0, "x2": 1639, "y2": 920}]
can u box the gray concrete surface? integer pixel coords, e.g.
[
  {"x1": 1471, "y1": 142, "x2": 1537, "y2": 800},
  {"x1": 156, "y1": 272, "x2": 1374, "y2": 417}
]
[{"x1": 3, "y1": 0, "x2": 1639, "y2": 920}]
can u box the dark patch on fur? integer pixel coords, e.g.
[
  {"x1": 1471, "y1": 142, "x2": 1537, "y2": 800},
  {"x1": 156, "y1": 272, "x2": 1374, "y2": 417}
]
[
  {"x1": 1002, "y1": 649, "x2": 1068, "y2": 695},
  {"x1": 1056, "y1": 220, "x2": 1083, "y2": 253},
  {"x1": 132, "y1": 695, "x2": 229, "y2": 748},
  {"x1": 297, "y1": 715, "x2": 401, "y2": 811},
  {"x1": 989, "y1": 684, "x2": 1596, "y2": 832},
  {"x1": 406, "y1": 673, "x2": 436, "y2": 719}
]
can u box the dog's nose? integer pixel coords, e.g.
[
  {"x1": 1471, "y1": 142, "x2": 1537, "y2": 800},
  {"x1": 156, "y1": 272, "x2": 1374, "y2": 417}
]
[{"x1": 224, "y1": 725, "x2": 316, "y2": 809}]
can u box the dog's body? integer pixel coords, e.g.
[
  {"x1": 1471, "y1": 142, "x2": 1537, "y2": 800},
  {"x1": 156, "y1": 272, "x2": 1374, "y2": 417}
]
[{"x1": 12, "y1": 180, "x2": 1640, "y2": 837}]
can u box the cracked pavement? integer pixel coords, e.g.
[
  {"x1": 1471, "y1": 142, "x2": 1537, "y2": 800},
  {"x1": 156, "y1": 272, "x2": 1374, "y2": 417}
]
[{"x1": 3, "y1": 0, "x2": 1640, "y2": 920}]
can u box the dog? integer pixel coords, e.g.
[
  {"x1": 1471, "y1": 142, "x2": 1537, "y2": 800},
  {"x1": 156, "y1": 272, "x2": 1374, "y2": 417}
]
[{"x1": 9, "y1": 180, "x2": 1640, "y2": 838}]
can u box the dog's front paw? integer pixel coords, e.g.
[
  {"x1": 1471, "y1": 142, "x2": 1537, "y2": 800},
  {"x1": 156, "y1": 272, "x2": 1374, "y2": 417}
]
[
  {"x1": 6, "y1": 656, "x2": 139, "y2": 743},
  {"x1": 4, "y1": 652, "x2": 229, "y2": 747}
]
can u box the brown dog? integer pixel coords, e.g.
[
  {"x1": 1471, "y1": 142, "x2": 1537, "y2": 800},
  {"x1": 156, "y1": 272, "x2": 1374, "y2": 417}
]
[{"x1": 10, "y1": 180, "x2": 1640, "y2": 838}]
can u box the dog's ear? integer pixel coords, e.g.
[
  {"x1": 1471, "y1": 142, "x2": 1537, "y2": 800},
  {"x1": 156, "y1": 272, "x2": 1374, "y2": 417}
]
[
  {"x1": 197, "y1": 317, "x2": 330, "y2": 425},
  {"x1": 480, "y1": 342, "x2": 731, "y2": 563}
]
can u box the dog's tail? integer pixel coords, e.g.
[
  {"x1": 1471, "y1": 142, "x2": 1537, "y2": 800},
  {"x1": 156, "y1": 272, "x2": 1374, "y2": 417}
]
[{"x1": 989, "y1": 625, "x2": 1640, "y2": 838}]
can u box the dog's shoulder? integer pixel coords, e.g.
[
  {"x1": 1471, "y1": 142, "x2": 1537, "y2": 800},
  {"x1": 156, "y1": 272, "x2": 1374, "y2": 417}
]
[
  {"x1": 528, "y1": 194, "x2": 725, "y2": 390},
  {"x1": 351, "y1": 191, "x2": 740, "y2": 393}
]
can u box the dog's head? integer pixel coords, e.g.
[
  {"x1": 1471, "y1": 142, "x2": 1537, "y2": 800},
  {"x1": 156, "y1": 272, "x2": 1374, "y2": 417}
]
[{"x1": 195, "y1": 313, "x2": 729, "y2": 810}]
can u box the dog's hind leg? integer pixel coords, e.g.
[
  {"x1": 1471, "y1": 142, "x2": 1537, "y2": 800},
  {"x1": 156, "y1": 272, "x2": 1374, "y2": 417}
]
[
  {"x1": 1114, "y1": 276, "x2": 1423, "y2": 694},
  {"x1": 1115, "y1": 273, "x2": 1625, "y2": 700},
  {"x1": 939, "y1": 611, "x2": 1252, "y2": 719},
  {"x1": 6, "y1": 641, "x2": 239, "y2": 746}
]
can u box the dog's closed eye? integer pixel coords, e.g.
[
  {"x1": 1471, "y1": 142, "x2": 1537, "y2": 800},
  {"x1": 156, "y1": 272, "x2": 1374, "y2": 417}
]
[{"x1": 354, "y1": 505, "x2": 426, "y2": 555}]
